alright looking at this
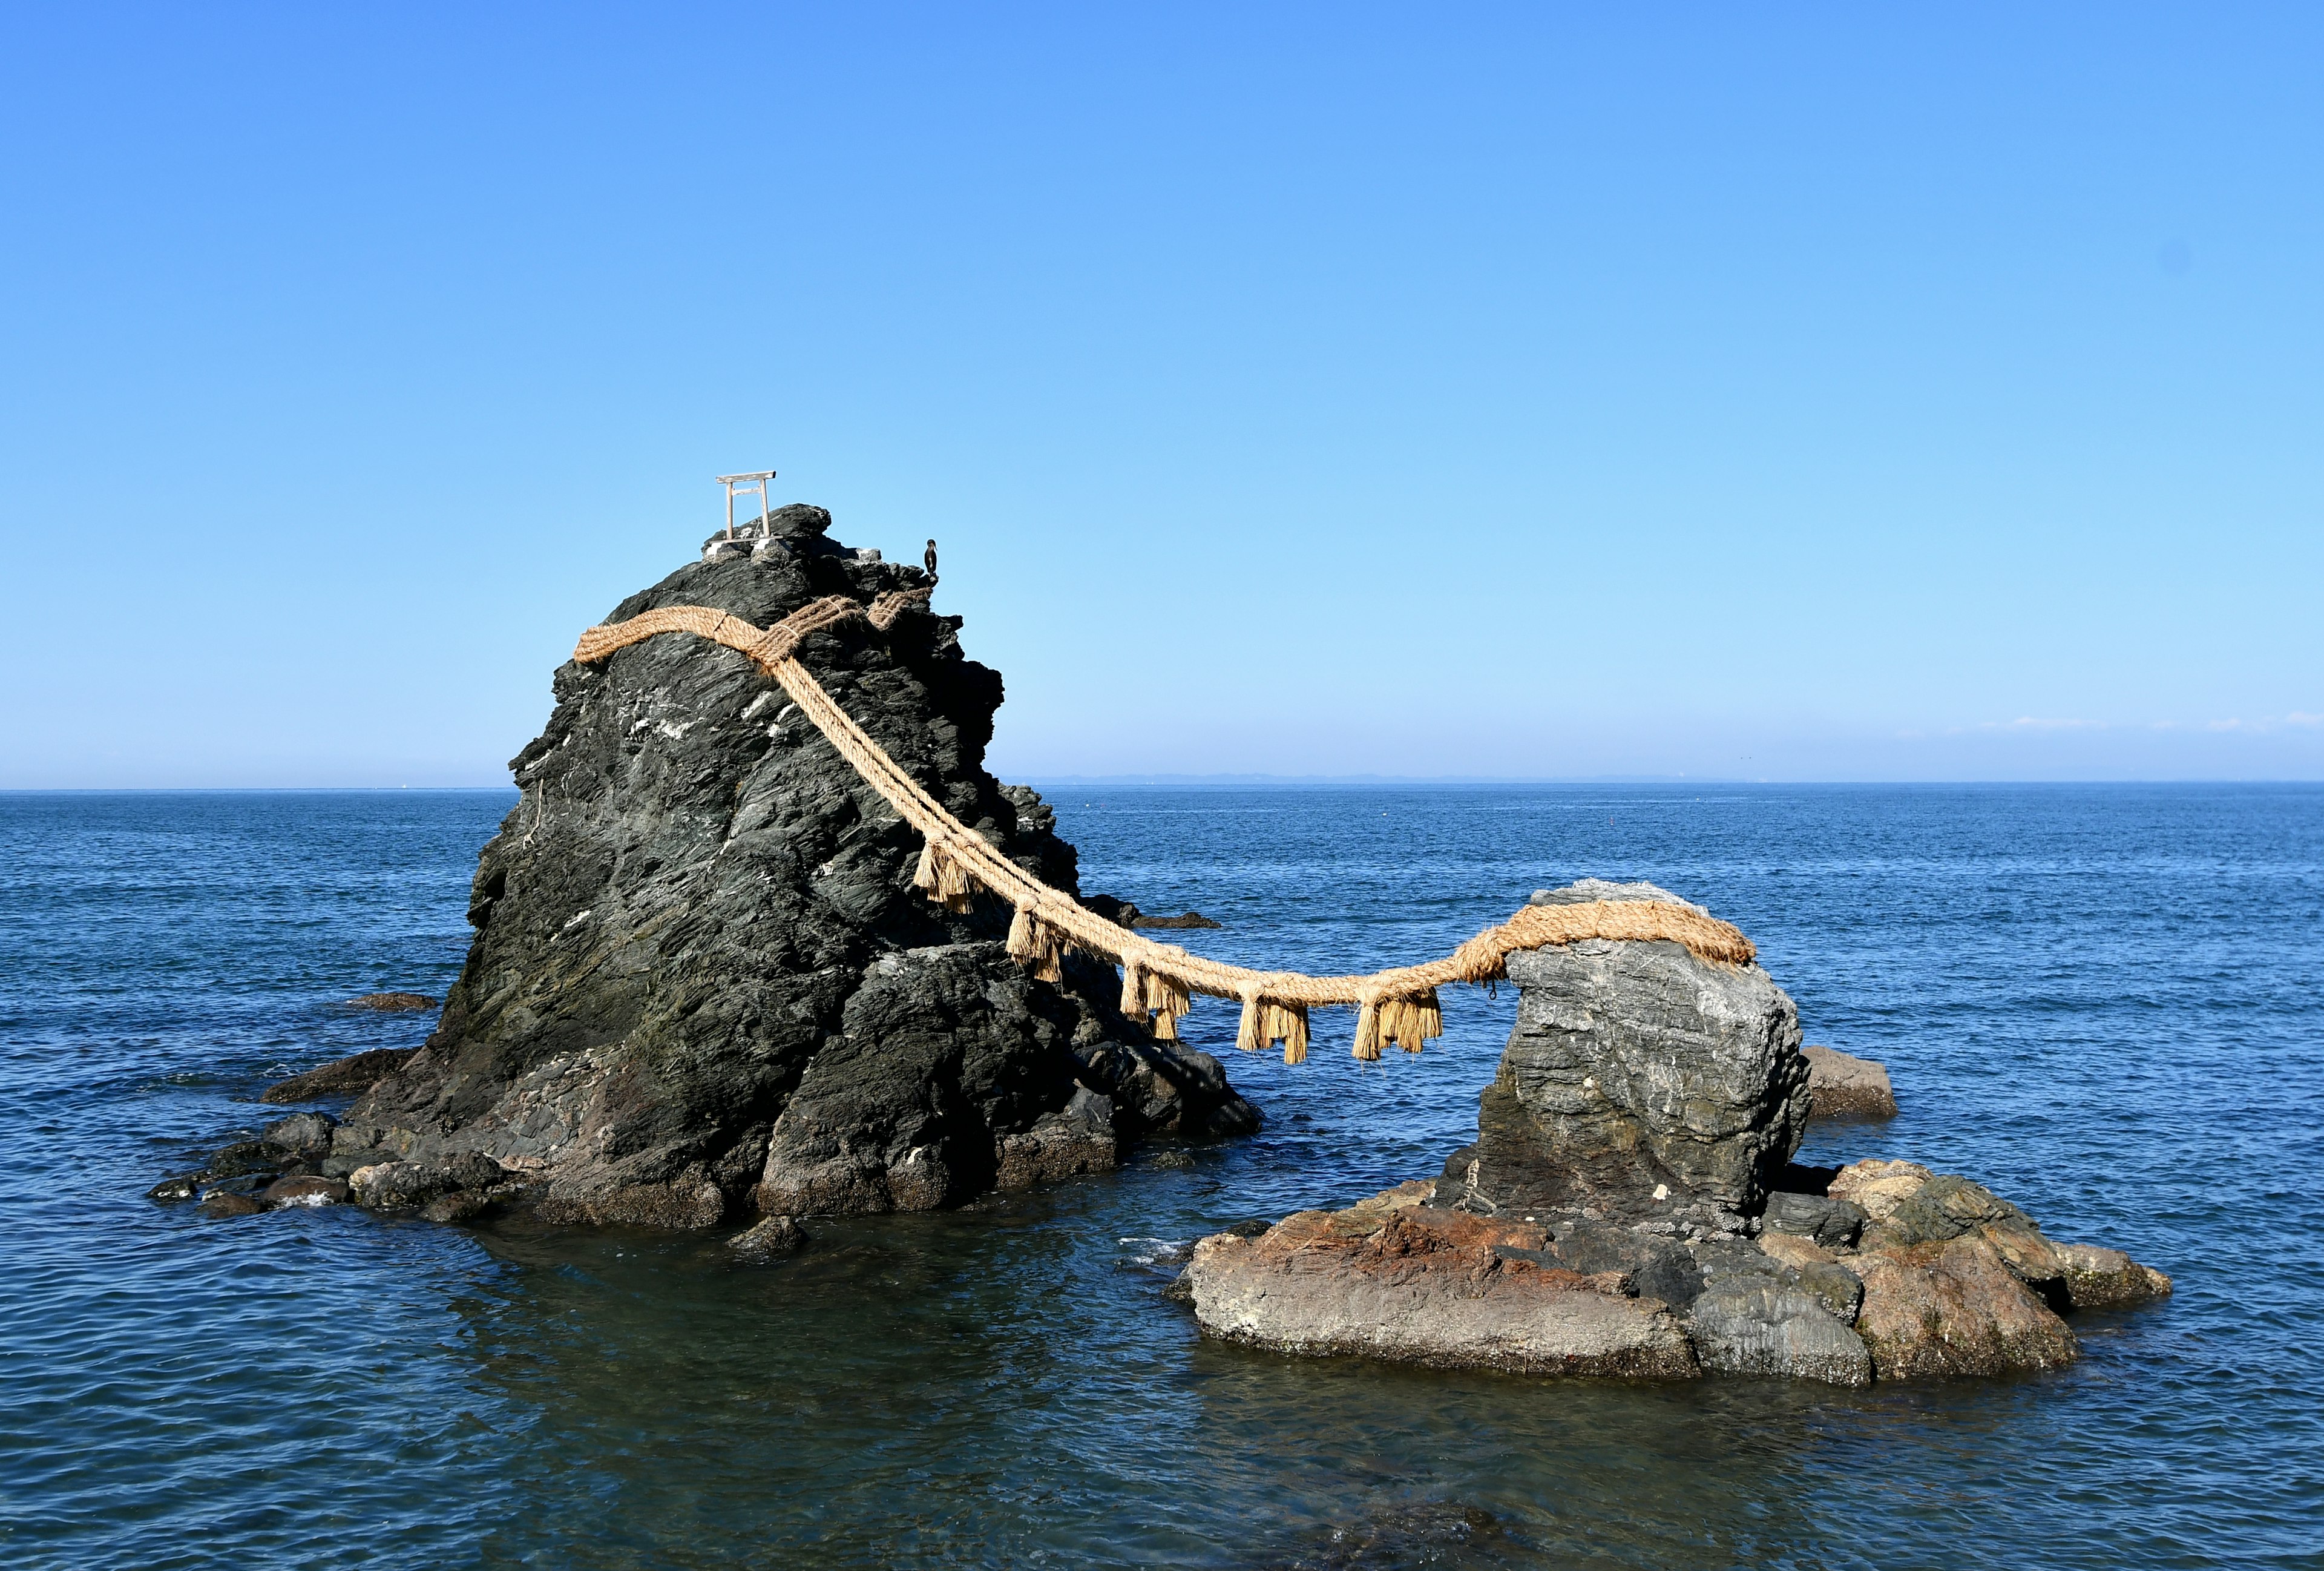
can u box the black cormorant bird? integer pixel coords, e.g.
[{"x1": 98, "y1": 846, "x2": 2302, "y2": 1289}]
[{"x1": 924, "y1": 539, "x2": 939, "y2": 581}]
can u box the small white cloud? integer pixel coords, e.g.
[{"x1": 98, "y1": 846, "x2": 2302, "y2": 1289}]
[{"x1": 1982, "y1": 717, "x2": 2106, "y2": 732}]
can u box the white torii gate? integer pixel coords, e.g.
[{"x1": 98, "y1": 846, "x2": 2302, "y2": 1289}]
[{"x1": 715, "y1": 469, "x2": 777, "y2": 539}]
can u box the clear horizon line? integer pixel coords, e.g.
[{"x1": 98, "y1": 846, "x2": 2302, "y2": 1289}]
[{"x1": 7, "y1": 775, "x2": 2324, "y2": 794}]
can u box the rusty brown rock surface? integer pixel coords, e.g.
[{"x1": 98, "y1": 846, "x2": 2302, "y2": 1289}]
[
  {"x1": 1851, "y1": 1235, "x2": 2079, "y2": 1378},
  {"x1": 1185, "y1": 1185, "x2": 1700, "y2": 1379},
  {"x1": 1193, "y1": 1160, "x2": 2171, "y2": 1386}
]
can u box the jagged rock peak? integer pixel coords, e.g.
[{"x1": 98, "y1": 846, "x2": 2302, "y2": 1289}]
[{"x1": 308, "y1": 506, "x2": 1256, "y2": 1228}]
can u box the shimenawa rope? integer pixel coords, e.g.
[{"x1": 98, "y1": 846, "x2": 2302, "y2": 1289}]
[{"x1": 573, "y1": 588, "x2": 1756, "y2": 1062}]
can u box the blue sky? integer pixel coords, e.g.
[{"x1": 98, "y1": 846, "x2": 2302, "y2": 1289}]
[{"x1": 2, "y1": 4, "x2": 2317, "y2": 786}]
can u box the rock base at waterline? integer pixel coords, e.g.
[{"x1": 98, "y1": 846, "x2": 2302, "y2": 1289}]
[
  {"x1": 1181, "y1": 1160, "x2": 2169, "y2": 1385},
  {"x1": 1184, "y1": 1182, "x2": 1699, "y2": 1378}
]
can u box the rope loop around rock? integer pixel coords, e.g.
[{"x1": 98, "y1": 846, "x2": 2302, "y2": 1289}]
[{"x1": 572, "y1": 592, "x2": 1760, "y2": 1064}]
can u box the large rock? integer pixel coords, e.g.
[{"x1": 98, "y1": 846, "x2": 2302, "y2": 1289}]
[
  {"x1": 330, "y1": 504, "x2": 1254, "y2": 1228},
  {"x1": 1441, "y1": 880, "x2": 1809, "y2": 1235},
  {"x1": 1184, "y1": 1184, "x2": 1699, "y2": 1378}
]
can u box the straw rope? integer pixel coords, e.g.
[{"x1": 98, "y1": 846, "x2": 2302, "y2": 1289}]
[{"x1": 573, "y1": 588, "x2": 1757, "y2": 1062}]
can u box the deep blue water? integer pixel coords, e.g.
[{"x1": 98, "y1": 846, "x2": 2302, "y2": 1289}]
[{"x1": 2, "y1": 784, "x2": 2319, "y2": 1569}]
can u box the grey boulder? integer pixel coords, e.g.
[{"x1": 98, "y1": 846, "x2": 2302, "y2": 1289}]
[{"x1": 1445, "y1": 880, "x2": 1810, "y2": 1235}]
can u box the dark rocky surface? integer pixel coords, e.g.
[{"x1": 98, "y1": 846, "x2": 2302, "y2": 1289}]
[
  {"x1": 261, "y1": 1047, "x2": 416, "y2": 1104},
  {"x1": 341, "y1": 992, "x2": 441, "y2": 1012},
  {"x1": 228, "y1": 504, "x2": 1255, "y2": 1229}
]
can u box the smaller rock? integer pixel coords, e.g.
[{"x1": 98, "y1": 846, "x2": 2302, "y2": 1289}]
[
  {"x1": 1752, "y1": 1233, "x2": 1863, "y2": 1320},
  {"x1": 1131, "y1": 911, "x2": 1223, "y2": 930},
  {"x1": 148, "y1": 1175, "x2": 202, "y2": 1203},
  {"x1": 261, "y1": 1112, "x2": 337, "y2": 1155},
  {"x1": 261, "y1": 1175, "x2": 350, "y2": 1208},
  {"x1": 1828, "y1": 1159, "x2": 1934, "y2": 1220},
  {"x1": 1802, "y1": 1045, "x2": 1897, "y2": 1118},
  {"x1": 1065, "y1": 1084, "x2": 1116, "y2": 1133},
  {"x1": 419, "y1": 1191, "x2": 493, "y2": 1224},
  {"x1": 1080, "y1": 894, "x2": 1142, "y2": 928},
  {"x1": 1761, "y1": 1190, "x2": 1868, "y2": 1250},
  {"x1": 341, "y1": 992, "x2": 439, "y2": 1012},
  {"x1": 1544, "y1": 1219, "x2": 1705, "y2": 1309},
  {"x1": 1686, "y1": 1279, "x2": 1871, "y2": 1386},
  {"x1": 349, "y1": 1151, "x2": 502, "y2": 1212},
  {"x1": 1874, "y1": 1172, "x2": 2037, "y2": 1248},
  {"x1": 994, "y1": 1111, "x2": 1118, "y2": 1189},
  {"x1": 2052, "y1": 1242, "x2": 2173, "y2": 1311},
  {"x1": 202, "y1": 1191, "x2": 268, "y2": 1219},
  {"x1": 729, "y1": 1215, "x2": 807, "y2": 1260},
  {"x1": 1852, "y1": 1234, "x2": 2078, "y2": 1379},
  {"x1": 261, "y1": 1047, "x2": 417, "y2": 1104},
  {"x1": 203, "y1": 1141, "x2": 282, "y2": 1179}
]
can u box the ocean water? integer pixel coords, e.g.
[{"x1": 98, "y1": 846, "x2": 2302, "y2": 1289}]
[{"x1": 2, "y1": 784, "x2": 2318, "y2": 1569}]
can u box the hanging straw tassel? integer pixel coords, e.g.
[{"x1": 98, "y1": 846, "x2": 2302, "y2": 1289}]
[
  {"x1": 1235, "y1": 989, "x2": 1264, "y2": 1055},
  {"x1": 1264, "y1": 1000, "x2": 1310, "y2": 1065},
  {"x1": 911, "y1": 836, "x2": 977, "y2": 913},
  {"x1": 1032, "y1": 920, "x2": 1066, "y2": 984},
  {"x1": 1141, "y1": 968, "x2": 1191, "y2": 1041},
  {"x1": 1377, "y1": 989, "x2": 1443, "y2": 1053},
  {"x1": 1351, "y1": 996, "x2": 1383, "y2": 1061},
  {"x1": 1007, "y1": 905, "x2": 1068, "y2": 984},
  {"x1": 1118, "y1": 957, "x2": 1148, "y2": 1022}
]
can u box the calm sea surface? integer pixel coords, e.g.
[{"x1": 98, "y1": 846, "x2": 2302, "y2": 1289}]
[{"x1": 2, "y1": 785, "x2": 2319, "y2": 1569}]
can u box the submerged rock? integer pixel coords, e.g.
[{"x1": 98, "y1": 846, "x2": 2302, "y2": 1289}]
[
  {"x1": 244, "y1": 504, "x2": 1254, "y2": 1230},
  {"x1": 1439, "y1": 880, "x2": 1809, "y2": 1236},
  {"x1": 341, "y1": 992, "x2": 440, "y2": 1012},
  {"x1": 261, "y1": 1174, "x2": 350, "y2": 1208},
  {"x1": 1803, "y1": 1044, "x2": 1898, "y2": 1119},
  {"x1": 729, "y1": 1214, "x2": 807, "y2": 1260}
]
